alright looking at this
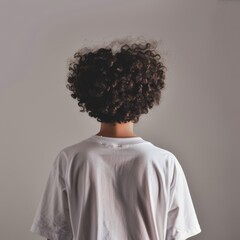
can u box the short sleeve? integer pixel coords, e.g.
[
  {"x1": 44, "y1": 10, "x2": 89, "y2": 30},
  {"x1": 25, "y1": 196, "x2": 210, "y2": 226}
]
[
  {"x1": 30, "y1": 151, "x2": 73, "y2": 240},
  {"x1": 166, "y1": 154, "x2": 201, "y2": 240}
]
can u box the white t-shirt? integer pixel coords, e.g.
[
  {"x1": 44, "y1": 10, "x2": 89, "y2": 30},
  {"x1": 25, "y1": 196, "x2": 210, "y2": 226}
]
[{"x1": 30, "y1": 135, "x2": 201, "y2": 240}]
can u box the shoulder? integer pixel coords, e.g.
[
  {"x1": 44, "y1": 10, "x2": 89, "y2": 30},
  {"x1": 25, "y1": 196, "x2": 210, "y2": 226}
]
[
  {"x1": 53, "y1": 138, "x2": 101, "y2": 169},
  {"x1": 49, "y1": 140, "x2": 91, "y2": 179},
  {"x1": 132, "y1": 142, "x2": 178, "y2": 178},
  {"x1": 58, "y1": 138, "x2": 92, "y2": 158},
  {"x1": 142, "y1": 142, "x2": 177, "y2": 164}
]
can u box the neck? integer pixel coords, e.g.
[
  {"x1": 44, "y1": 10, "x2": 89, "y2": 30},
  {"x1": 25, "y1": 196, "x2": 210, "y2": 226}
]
[{"x1": 96, "y1": 121, "x2": 137, "y2": 138}]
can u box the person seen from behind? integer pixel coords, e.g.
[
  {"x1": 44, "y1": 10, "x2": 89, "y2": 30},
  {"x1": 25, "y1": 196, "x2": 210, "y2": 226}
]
[{"x1": 30, "y1": 36, "x2": 201, "y2": 240}]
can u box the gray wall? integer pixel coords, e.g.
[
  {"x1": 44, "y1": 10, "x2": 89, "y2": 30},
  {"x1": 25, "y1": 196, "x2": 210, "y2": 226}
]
[{"x1": 1, "y1": 0, "x2": 239, "y2": 239}]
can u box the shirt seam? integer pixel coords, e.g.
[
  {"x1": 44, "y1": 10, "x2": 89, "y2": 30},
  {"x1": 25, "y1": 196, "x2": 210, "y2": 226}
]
[{"x1": 84, "y1": 138, "x2": 153, "y2": 149}]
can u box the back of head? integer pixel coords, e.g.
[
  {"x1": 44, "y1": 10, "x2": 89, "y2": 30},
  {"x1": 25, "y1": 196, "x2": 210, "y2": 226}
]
[{"x1": 65, "y1": 36, "x2": 167, "y2": 125}]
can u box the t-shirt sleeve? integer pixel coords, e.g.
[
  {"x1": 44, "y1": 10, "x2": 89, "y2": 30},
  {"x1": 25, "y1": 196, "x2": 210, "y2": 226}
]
[
  {"x1": 166, "y1": 153, "x2": 201, "y2": 240},
  {"x1": 29, "y1": 151, "x2": 73, "y2": 240}
]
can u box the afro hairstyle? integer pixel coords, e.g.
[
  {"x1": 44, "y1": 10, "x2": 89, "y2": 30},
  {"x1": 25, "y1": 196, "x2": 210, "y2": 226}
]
[{"x1": 65, "y1": 36, "x2": 167, "y2": 125}]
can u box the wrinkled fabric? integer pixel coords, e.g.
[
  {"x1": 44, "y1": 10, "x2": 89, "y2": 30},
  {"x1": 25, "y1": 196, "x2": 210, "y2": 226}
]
[{"x1": 30, "y1": 135, "x2": 201, "y2": 240}]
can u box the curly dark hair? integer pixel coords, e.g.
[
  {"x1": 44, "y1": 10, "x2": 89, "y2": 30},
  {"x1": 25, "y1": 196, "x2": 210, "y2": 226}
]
[{"x1": 65, "y1": 37, "x2": 167, "y2": 125}]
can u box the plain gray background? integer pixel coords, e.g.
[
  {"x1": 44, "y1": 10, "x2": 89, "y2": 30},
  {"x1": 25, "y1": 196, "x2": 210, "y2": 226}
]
[{"x1": 1, "y1": 0, "x2": 240, "y2": 239}]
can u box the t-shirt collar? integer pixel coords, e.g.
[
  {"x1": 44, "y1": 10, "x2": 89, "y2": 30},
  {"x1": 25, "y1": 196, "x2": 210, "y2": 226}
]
[{"x1": 88, "y1": 134, "x2": 146, "y2": 147}]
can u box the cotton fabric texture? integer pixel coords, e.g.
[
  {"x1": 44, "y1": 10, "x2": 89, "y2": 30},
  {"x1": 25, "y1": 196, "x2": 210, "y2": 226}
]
[{"x1": 30, "y1": 135, "x2": 201, "y2": 240}]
